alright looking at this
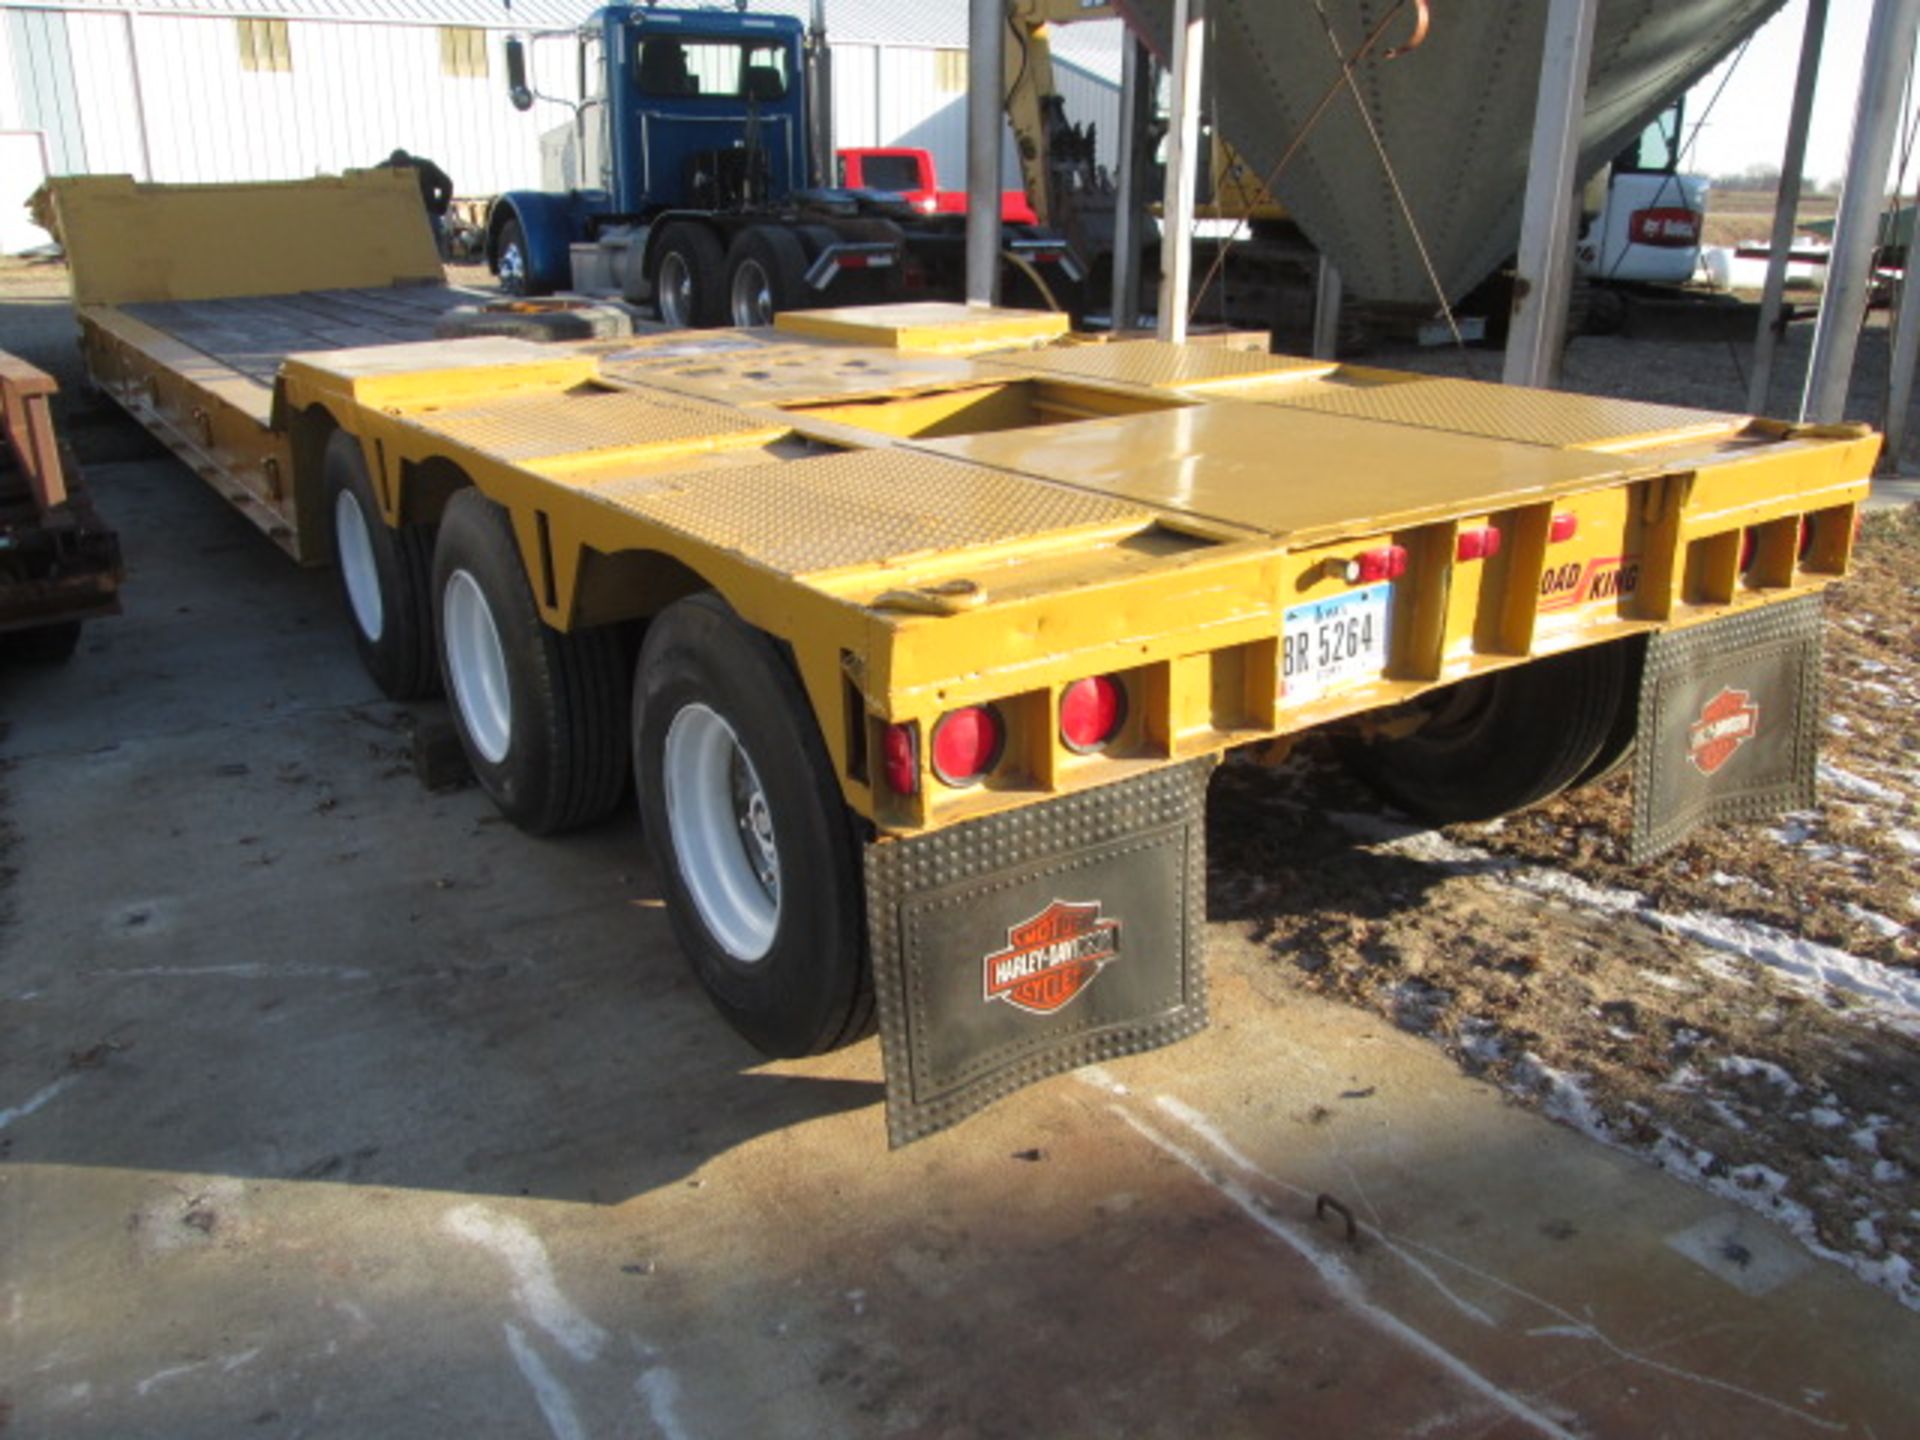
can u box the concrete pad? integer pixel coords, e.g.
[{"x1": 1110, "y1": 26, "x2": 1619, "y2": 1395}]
[{"x1": 2, "y1": 440, "x2": 1916, "y2": 1437}]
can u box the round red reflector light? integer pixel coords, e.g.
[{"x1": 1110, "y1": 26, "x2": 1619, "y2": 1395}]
[
  {"x1": 1060, "y1": 676, "x2": 1127, "y2": 753},
  {"x1": 881, "y1": 722, "x2": 919, "y2": 796},
  {"x1": 930, "y1": 706, "x2": 1004, "y2": 787}
]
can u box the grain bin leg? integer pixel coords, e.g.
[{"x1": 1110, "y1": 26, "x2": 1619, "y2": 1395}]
[{"x1": 867, "y1": 759, "x2": 1215, "y2": 1147}]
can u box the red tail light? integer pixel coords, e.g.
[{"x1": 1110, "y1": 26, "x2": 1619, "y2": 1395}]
[
  {"x1": 1060, "y1": 676, "x2": 1127, "y2": 752},
  {"x1": 1549, "y1": 512, "x2": 1579, "y2": 543},
  {"x1": 1343, "y1": 546, "x2": 1408, "y2": 584},
  {"x1": 882, "y1": 723, "x2": 919, "y2": 796},
  {"x1": 1455, "y1": 526, "x2": 1503, "y2": 562},
  {"x1": 930, "y1": 706, "x2": 1004, "y2": 787}
]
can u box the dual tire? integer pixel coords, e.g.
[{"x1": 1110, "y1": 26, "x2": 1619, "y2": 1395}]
[
  {"x1": 653, "y1": 223, "x2": 810, "y2": 329},
  {"x1": 327, "y1": 445, "x2": 865, "y2": 1053}
]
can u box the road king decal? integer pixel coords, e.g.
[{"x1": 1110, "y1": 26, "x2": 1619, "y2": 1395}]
[
  {"x1": 1539, "y1": 554, "x2": 1640, "y2": 613},
  {"x1": 983, "y1": 900, "x2": 1121, "y2": 1016},
  {"x1": 1688, "y1": 687, "x2": 1760, "y2": 774}
]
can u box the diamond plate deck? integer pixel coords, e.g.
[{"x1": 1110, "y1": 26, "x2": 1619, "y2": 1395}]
[
  {"x1": 598, "y1": 340, "x2": 989, "y2": 407},
  {"x1": 403, "y1": 387, "x2": 782, "y2": 462},
  {"x1": 1258, "y1": 376, "x2": 1748, "y2": 452},
  {"x1": 867, "y1": 759, "x2": 1213, "y2": 1147},
  {"x1": 591, "y1": 448, "x2": 1151, "y2": 577},
  {"x1": 982, "y1": 339, "x2": 1332, "y2": 391}
]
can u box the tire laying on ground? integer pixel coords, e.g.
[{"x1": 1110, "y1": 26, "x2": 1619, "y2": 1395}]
[
  {"x1": 434, "y1": 299, "x2": 633, "y2": 343},
  {"x1": 431, "y1": 489, "x2": 632, "y2": 835},
  {"x1": 633, "y1": 592, "x2": 872, "y2": 1057},
  {"x1": 323, "y1": 427, "x2": 439, "y2": 700},
  {"x1": 1334, "y1": 640, "x2": 1633, "y2": 824}
]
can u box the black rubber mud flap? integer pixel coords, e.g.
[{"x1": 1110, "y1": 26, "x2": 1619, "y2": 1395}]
[
  {"x1": 867, "y1": 759, "x2": 1214, "y2": 1147},
  {"x1": 1630, "y1": 594, "x2": 1823, "y2": 864}
]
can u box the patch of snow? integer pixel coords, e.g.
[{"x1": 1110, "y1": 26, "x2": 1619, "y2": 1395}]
[
  {"x1": 1517, "y1": 1055, "x2": 1610, "y2": 1140},
  {"x1": 1854, "y1": 1217, "x2": 1882, "y2": 1247},
  {"x1": 1818, "y1": 761, "x2": 1903, "y2": 804},
  {"x1": 1663, "y1": 1063, "x2": 1703, "y2": 1092},
  {"x1": 1703, "y1": 1098, "x2": 1749, "y2": 1132},
  {"x1": 1842, "y1": 902, "x2": 1906, "y2": 939},
  {"x1": 1893, "y1": 829, "x2": 1920, "y2": 856},
  {"x1": 1820, "y1": 1155, "x2": 1855, "y2": 1178},
  {"x1": 1825, "y1": 714, "x2": 1853, "y2": 733},
  {"x1": 1806, "y1": 1106, "x2": 1846, "y2": 1128},
  {"x1": 1872, "y1": 1159, "x2": 1908, "y2": 1184},
  {"x1": 1709, "y1": 871, "x2": 1743, "y2": 888},
  {"x1": 1635, "y1": 969, "x2": 1692, "y2": 993},
  {"x1": 1716, "y1": 1056, "x2": 1799, "y2": 1093}
]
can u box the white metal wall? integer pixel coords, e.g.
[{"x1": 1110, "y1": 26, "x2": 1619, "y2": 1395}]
[{"x1": 0, "y1": 13, "x2": 1116, "y2": 199}]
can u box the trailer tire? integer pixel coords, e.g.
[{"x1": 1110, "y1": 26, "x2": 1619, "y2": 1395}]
[
  {"x1": 652, "y1": 222, "x2": 727, "y2": 328},
  {"x1": 634, "y1": 592, "x2": 871, "y2": 1057},
  {"x1": 6, "y1": 620, "x2": 83, "y2": 664},
  {"x1": 432, "y1": 489, "x2": 631, "y2": 835},
  {"x1": 1335, "y1": 641, "x2": 1631, "y2": 824},
  {"x1": 324, "y1": 429, "x2": 439, "y2": 700},
  {"x1": 725, "y1": 226, "x2": 808, "y2": 326}
]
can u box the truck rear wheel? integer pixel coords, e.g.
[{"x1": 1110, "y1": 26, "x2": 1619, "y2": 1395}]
[
  {"x1": 726, "y1": 226, "x2": 808, "y2": 326},
  {"x1": 652, "y1": 223, "x2": 727, "y2": 328},
  {"x1": 324, "y1": 429, "x2": 438, "y2": 700},
  {"x1": 432, "y1": 489, "x2": 631, "y2": 835},
  {"x1": 634, "y1": 593, "x2": 871, "y2": 1057},
  {"x1": 1335, "y1": 641, "x2": 1632, "y2": 824}
]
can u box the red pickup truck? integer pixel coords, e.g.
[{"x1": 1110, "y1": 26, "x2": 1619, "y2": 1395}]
[{"x1": 836, "y1": 147, "x2": 1037, "y2": 224}]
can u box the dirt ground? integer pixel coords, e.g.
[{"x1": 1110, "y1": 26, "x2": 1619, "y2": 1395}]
[{"x1": 1209, "y1": 508, "x2": 1920, "y2": 1310}]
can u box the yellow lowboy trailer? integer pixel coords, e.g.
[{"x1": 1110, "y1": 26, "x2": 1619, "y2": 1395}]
[{"x1": 49, "y1": 174, "x2": 1875, "y2": 1143}]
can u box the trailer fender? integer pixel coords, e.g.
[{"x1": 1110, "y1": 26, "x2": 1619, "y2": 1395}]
[{"x1": 488, "y1": 192, "x2": 593, "y2": 296}]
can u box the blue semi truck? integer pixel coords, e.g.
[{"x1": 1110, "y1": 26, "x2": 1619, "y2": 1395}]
[{"x1": 488, "y1": 3, "x2": 1081, "y2": 325}]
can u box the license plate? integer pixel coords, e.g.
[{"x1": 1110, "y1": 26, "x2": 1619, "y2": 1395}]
[{"x1": 1282, "y1": 583, "x2": 1391, "y2": 700}]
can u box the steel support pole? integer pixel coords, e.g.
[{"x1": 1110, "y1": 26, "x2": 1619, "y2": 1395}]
[
  {"x1": 1157, "y1": 0, "x2": 1206, "y2": 343},
  {"x1": 1311, "y1": 258, "x2": 1343, "y2": 359},
  {"x1": 965, "y1": 0, "x2": 1006, "y2": 307},
  {"x1": 1801, "y1": 0, "x2": 1920, "y2": 422},
  {"x1": 1503, "y1": 0, "x2": 1599, "y2": 389},
  {"x1": 1747, "y1": 0, "x2": 1829, "y2": 415},
  {"x1": 1109, "y1": 34, "x2": 1152, "y2": 332}
]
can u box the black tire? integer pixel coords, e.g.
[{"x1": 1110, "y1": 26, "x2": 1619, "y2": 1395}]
[
  {"x1": 7, "y1": 620, "x2": 82, "y2": 664},
  {"x1": 432, "y1": 489, "x2": 631, "y2": 835},
  {"x1": 634, "y1": 593, "x2": 871, "y2": 1057},
  {"x1": 323, "y1": 428, "x2": 439, "y2": 700},
  {"x1": 651, "y1": 222, "x2": 728, "y2": 328},
  {"x1": 495, "y1": 218, "x2": 546, "y2": 298},
  {"x1": 1569, "y1": 635, "x2": 1647, "y2": 788},
  {"x1": 1335, "y1": 642, "x2": 1632, "y2": 824},
  {"x1": 724, "y1": 226, "x2": 809, "y2": 327}
]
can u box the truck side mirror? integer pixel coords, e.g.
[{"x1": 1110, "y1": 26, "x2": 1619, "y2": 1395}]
[{"x1": 506, "y1": 37, "x2": 534, "y2": 111}]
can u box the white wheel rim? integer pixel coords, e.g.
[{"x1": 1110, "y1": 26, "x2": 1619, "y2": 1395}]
[
  {"x1": 499, "y1": 239, "x2": 526, "y2": 292},
  {"x1": 730, "y1": 257, "x2": 774, "y2": 326},
  {"x1": 659, "y1": 251, "x2": 695, "y2": 327},
  {"x1": 443, "y1": 569, "x2": 512, "y2": 765},
  {"x1": 334, "y1": 488, "x2": 384, "y2": 643},
  {"x1": 663, "y1": 703, "x2": 780, "y2": 963}
]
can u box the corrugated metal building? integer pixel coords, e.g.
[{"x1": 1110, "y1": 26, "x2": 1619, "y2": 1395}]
[{"x1": 0, "y1": 0, "x2": 1121, "y2": 248}]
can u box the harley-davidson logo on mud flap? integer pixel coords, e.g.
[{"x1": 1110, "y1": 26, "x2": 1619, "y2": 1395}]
[
  {"x1": 1688, "y1": 687, "x2": 1760, "y2": 774},
  {"x1": 983, "y1": 900, "x2": 1121, "y2": 1016}
]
